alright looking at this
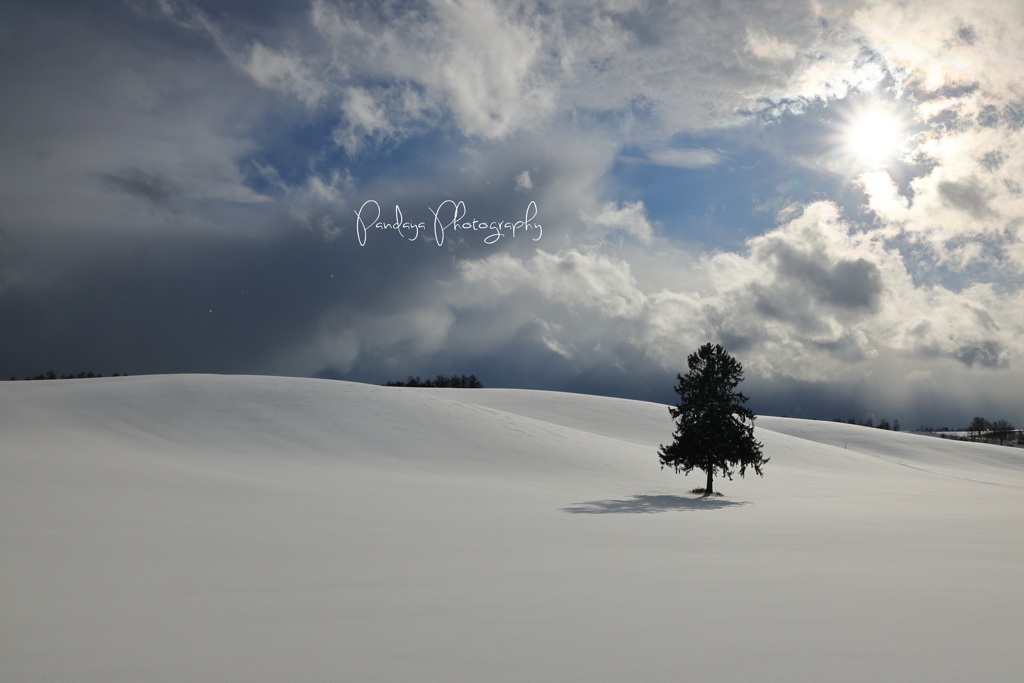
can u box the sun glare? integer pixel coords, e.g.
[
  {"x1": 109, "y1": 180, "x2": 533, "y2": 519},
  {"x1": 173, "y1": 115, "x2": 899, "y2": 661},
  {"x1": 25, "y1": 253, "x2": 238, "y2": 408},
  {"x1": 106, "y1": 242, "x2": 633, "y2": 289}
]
[{"x1": 840, "y1": 104, "x2": 907, "y2": 169}]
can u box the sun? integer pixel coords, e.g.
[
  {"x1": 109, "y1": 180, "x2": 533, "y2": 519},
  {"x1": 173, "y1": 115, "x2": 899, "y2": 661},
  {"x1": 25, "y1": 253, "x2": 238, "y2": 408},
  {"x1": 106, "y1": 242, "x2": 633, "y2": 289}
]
[
  {"x1": 849, "y1": 111, "x2": 902, "y2": 162},
  {"x1": 838, "y1": 103, "x2": 909, "y2": 170}
]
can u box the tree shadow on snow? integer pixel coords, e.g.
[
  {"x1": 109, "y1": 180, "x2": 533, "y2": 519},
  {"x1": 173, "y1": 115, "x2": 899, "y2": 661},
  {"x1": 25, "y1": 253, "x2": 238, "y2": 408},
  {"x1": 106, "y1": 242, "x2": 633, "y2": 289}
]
[{"x1": 562, "y1": 494, "x2": 748, "y2": 514}]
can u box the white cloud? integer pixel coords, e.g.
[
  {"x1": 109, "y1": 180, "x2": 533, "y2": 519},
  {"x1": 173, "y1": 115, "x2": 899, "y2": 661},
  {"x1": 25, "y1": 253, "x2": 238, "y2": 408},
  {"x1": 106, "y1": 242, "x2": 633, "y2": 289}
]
[
  {"x1": 515, "y1": 171, "x2": 533, "y2": 191},
  {"x1": 430, "y1": 0, "x2": 553, "y2": 139},
  {"x1": 143, "y1": 1, "x2": 327, "y2": 106},
  {"x1": 295, "y1": 0, "x2": 936, "y2": 145},
  {"x1": 859, "y1": 171, "x2": 909, "y2": 225},
  {"x1": 440, "y1": 201, "x2": 1024, "y2": 388},
  {"x1": 333, "y1": 83, "x2": 438, "y2": 156},
  {"x1": 286, "y1": 169, "x2": 352, "y2": 239},
  {"x1": 459, "y1": 249, "x2": 646, "y2": 319},
  {"x1": 841, "y1": 0, "x2": 1024, "y2": 270},
  {"x1": 859, "y1": 120, "x2": 1024, "y2": 269},
  {"x1": 696, "y1": 203, "x2": 1023, "y2": 381},
  {"x1": 335, "y1": 87, "x2": 391, "y2": 154},
  {"x1": 311, "y1": 0, "x2": 555, "y2": 143},
  {"x1": 581, "y1": 201, "x2": 655, "y2": 243},
  {"x1": 744, "y1": 27, "x2": 799, "y2": 63},
  {"x1": 244, "y1": 42, "x2": 326, "y2": 106},
  {"x1": 851, "y1": 1, "x2": 1024, "y2": 98},
  {"x1": 535, "y1": 319, "x2": 574, "y2": 358},
  {"x1": 646, "y1": 147, "x2": 722, "y2": 169}
]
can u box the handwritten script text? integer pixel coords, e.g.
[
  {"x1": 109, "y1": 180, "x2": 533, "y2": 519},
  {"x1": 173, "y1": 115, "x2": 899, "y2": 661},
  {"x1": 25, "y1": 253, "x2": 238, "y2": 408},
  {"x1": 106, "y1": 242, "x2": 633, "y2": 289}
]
[{"x1": 355, "y1": 200, "x2": 542, "y2": 247}]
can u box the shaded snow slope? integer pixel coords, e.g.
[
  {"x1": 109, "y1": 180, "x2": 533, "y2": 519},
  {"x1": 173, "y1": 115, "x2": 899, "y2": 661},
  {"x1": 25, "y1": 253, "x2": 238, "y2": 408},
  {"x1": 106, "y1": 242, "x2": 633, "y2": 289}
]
[
  {"x1": 758, "y1": 415, "x2": 1024, "y2": 483},
  {"x1": 2, "y1": 375, "x2": 1022, "y2": 682}
]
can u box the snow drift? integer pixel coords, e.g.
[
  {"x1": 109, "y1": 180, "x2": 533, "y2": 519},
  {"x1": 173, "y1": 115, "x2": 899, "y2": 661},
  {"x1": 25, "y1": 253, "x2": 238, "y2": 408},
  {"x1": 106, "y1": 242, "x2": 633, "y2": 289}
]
[{"x1": 2, "y1": 375, "x2": 1022, "y2": 682}]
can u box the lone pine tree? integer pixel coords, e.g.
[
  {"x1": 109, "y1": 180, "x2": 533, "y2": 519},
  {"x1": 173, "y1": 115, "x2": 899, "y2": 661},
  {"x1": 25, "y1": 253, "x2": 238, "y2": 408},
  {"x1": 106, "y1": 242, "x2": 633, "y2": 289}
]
[{"x1": 658, "y1": 343, "x2": 767, "y2": 496}]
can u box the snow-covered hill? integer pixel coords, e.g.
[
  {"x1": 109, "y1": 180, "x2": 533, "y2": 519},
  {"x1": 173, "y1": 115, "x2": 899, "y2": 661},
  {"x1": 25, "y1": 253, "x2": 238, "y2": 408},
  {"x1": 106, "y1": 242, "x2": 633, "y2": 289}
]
[{"x1": 2, "y1": 375, "x2": 1022, "y2": 682}]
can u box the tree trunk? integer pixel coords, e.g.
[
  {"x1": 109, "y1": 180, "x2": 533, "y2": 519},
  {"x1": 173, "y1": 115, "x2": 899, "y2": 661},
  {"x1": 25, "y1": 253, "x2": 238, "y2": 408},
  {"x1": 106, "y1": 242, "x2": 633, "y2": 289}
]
[{"x1": 704, "y1": 467, "x2": 714, "y2": 496}]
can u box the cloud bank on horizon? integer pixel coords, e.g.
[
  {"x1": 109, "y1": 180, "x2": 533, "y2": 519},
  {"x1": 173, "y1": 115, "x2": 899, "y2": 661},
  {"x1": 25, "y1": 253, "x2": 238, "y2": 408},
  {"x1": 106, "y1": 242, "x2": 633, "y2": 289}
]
[{"x1": 2, "y1": 0, "x2": 1023, "y2": 426}]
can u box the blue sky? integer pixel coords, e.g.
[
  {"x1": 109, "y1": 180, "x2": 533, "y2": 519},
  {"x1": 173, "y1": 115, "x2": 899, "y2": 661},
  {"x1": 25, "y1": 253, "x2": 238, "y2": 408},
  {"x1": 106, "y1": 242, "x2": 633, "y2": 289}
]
[{"x1": 3, "y1": 0, "x2": 1023, "y2": 427}]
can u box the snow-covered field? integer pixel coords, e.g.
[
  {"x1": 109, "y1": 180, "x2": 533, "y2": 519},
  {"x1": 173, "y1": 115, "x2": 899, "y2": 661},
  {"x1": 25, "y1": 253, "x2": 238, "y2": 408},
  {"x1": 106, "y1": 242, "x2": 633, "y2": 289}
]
[{"x1": 2, "y1": 375, "x2": 1022, "y2": 682}]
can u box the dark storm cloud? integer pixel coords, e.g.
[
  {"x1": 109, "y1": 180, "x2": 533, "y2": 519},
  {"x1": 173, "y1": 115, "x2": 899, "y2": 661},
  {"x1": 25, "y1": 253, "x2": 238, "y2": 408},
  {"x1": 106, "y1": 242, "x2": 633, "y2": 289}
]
[
  {"x1": 954, "y1": 340, "x2": 1007, "y2": 368},
  {"x1": 0, "y1": 112, "x2": 607, "y2": 381},
  {"x1": 101, "y1": 167, "x2": 183, "y2": 210},
  {"x1": 0, "y1": 221, "x2": 462, "y2": 378},
  {"x1": 765, "y1": 241, "x2": 884, "y2": 311}
]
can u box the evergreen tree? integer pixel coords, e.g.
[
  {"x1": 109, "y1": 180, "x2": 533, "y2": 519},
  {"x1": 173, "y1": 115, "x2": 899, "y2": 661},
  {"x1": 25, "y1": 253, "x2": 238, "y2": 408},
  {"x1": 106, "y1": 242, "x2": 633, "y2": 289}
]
[{"x1": 658, "y1": 343, "x2": 767, "y2": 496}]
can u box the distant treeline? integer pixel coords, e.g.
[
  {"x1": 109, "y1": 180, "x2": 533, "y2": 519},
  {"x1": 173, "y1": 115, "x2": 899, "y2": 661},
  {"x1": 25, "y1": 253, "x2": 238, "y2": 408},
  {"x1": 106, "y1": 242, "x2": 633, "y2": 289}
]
[
  {"x1": 831, "y1": 414, "x2": 1024, "y2": 446},
  {"x1": 844, "y1": 415, "x2": 1024, "y2": 447},
  {"x1": 833, "y1": 416, "x2": 901, "y2": 431},
  {"x1": 934, "y1": 417, "x2": 1023, "y2": 446},
  {"x1": 9, "y1": 371, "x2": 129, "y2": 381},
  {"x1": 384, "y1": 374, "x2": 483, "y2": 388}
]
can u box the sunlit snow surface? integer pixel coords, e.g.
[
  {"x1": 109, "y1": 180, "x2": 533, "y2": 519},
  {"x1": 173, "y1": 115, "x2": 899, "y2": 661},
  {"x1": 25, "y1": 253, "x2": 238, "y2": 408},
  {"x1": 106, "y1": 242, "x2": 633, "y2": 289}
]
[{"x1": 2, "y1": 375, "x2": 1022, "y2": 682}]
